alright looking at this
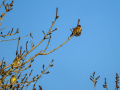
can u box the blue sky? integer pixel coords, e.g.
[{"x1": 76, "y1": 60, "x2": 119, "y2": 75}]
[{"x1": 0, "y1": 0, "x2": 120, "y2": 90}]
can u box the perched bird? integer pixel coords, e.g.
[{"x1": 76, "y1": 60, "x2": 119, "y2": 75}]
[
  {"x1": 70, "y1": 25, "x2": 82, "y2": 37},
  {"x1": 10, "y1": 75, "x2": 17, "y2": 88},
  {"x1": 13, "y1": 56, "x2": 19, "y2": 66}
]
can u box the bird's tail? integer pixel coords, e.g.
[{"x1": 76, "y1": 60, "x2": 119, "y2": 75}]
[
  {"x1": 70, "y1": 33, "x2": 73, "y2": 37},
  {"x1": 10, "y1": 85, "x2": 12, "y2": 89}
]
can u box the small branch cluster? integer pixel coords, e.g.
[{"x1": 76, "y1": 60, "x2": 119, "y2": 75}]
[
  {"x1": 103, "y1": 78, "x2": 108, "y2": 90},
  {"x1": 103, "y1": 73, "x2": 119, "y2": 90},
  {"x1": 0, "y1": 1, "x2": 28, "y2": 42},
  {"x1": 90, "y1": 72, "x2": 119, "y2": 90},
  {"x1": 0, "y1": 28, "x2": 19, "y2": 38},
  {"x1": 115, "y1": 73, "x2": 119, "y2": 90},
  {"x1": 0, "y1": 0, "x2": 13, "y2": 26},
  {"x1": 90, "y1": 71, "x2": 100, "y2": 90}
]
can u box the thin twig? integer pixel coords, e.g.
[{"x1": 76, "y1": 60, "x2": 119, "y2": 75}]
[
  {"x1": 0, "y1": 35, "x2": 28, "y2": 42},
  {"x1": 0, "y1": 27, "x2": 7, "y2": 31}
]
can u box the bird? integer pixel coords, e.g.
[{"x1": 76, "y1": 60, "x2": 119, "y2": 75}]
[
  {"x1": 13, "y1": 56, "x2": 19, "y2": 66},
  {"x1": 10, "y1": 75, "x2": 17, "y2": 89},
  {"x1": 70, "y1": 25, "x2": 82, "y2": 37}
]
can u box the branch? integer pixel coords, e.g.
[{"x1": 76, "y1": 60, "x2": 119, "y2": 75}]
[
  {"x1": 0, "y1": 28, "x2": 19, "y2": 38},
  {"x1": 40, "y1": 34, "x2": 74, "y2": 55},
  {"x1": 0, "y1": 27, "x2": 7, "y2": 31},
  {"x1": 0, "y1": 1, "x2": 13, "y2": 26},
  {"x1": 0, "y1": 35, "x2": 28, "y2": 42},
  {"x1": 0, "y1": 0, "x2": 6, "y2": 8}
]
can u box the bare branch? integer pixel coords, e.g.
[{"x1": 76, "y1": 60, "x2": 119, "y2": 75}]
[
  {"x1": 0, "y1": 27, "x2": 7, "y2": 31},
  {"x1": 0, "y1": 35, "x2": 28, "y2": 42},
  {"x1": 0, "y1": 28, "x2": 19, "y2": 38},
  {"x1": 43, "y1": 36, "x2": 51, "y2": 53},
  {"x1": 0, "y1": 1, "x2": 14, "y2": 26},
  {"x1": 30, "y1": 32, "x2": 34, "y2": 49},
  {"x1": 0, "y1": 0, "x2": 6, "y2": 8},
  {"x1": 40, "y1": 35, "x2": 74, "y2": 55}
]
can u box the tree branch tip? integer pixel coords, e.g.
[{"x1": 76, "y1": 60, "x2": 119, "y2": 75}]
[
  {"x1": 56, "y1": 16, "x2": 59, "y2": 19},
  {"x1": 50, "y1": 64, "x2": 53, "y2": 67},
  {"x1": 19, "y1": 37, "x2": 20, "y2": 40},
  {"x1": 56, "y1": 7, "x2": 58, "y2": 10}
]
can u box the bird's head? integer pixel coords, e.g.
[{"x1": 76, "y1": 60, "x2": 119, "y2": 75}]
[{"x1": 77, "y1": 25, "x2": 81, "y2": 27}]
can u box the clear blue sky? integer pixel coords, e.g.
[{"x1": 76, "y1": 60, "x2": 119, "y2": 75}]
[{"x1": 0, "y1": 0, "x2": 120, "y2": 90}]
